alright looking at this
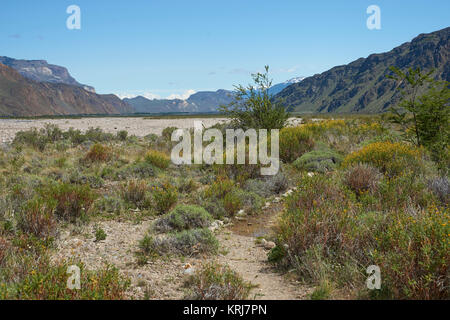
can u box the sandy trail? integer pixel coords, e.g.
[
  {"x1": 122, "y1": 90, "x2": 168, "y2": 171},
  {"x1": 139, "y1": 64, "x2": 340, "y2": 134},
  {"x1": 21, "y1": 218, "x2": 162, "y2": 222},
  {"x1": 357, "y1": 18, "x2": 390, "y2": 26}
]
[{"x1": 217, "y1": 232, "x2": 311, "y2": 300}]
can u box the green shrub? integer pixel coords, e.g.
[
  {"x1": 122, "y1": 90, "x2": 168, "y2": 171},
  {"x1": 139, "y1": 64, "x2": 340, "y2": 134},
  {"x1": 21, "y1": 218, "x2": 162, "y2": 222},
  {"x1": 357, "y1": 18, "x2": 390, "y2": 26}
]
[
  {"x1": 176, "y1": 177, "x2": 197, "y2": 193},
  {"x1": 219, "y1": 66, "x2": 288, "y2": 130},
  {"x1": 377, "y1": 172, "x2": 436, "y2": 213},
  {"x1": 344, "y1": 163, "x2": 382, "y2": 195},
  {"x1": 171, "y1": 228, "x2": 218, "y2": 255},
  {"x1": 184, "y1": 262, "x2": 253, "y2": 300},
  {"x1": 17, "y1": 197, "x2": 57, "y2": 239},
  {"x1": 293, "y1": 149, "x2": 343, "y2": 173},
  {"x1": 115, "y1": 161, "x2": 155, "y2": 180},
  {"x1": 204, "y1": 176, "x2": 234, "y2": 199},
  {"x1": 154, "y1": 205, "x2": 212, "y2": 232},
  {"x1": 0, "y1": 258, "x2": 129, "y2": 300},
  {"x1": 223, "y1": 190, "x2": 243, "y2": 216},
  {"x1": 83, "y1": 127, "x2": 114, "y2": 142},
  {"x1": 244, "y1": 172, "x2": 288, "y2": 197},
  {"x1": 94, "y1": 196, "x2": 124, "y2": 214},
  {"x1": 139, "y1": 228, "x2": 218, "y2": 258},
  {"x1": 94, "y1": 226, "x2": 107, "y2": 242},
  {"x1": 310, "y1": 280, "x2": 333, "y2": 300},
  {"x1": 162, "y1": 127, "x2": 177, "y2": 140},
  {"x1": 84, "y1": 143, "x2": 112, "y2": 163},
  {"x1": 279, "y1": 126, "x2": 315, "y2": 162},
  {"x1": 117, "y1": 130, "x2": 128, "y2": 141},
  {"x1": 200, "y1": 199, "x2": 227, "y2": 220},
  {"x1": 153, "y1": 182, "x2": 178, "y2": 214},
  {"x1": 120, "y1": 179, "x2": 148, "y2": 208},
  {"x1": 0, "y1": 237, "x2": 9, "y2": 267},
  {"x1": 373, "y1": 205, "x2": 449, "y2": 299},
  {"x1": 42, "y1": 183, "x2": 97, "y2": 222},
  {"x1": 13, "y1": 128, "x2": 47, "y2": 151},
  {"x1": 274, "y1": 172, "x2": 449, "y2": 299},
  {"x1": 145, "y1": 150, "x2": 170, "y2": 169},
  {"x1": 276, "y1": 174, "x2": 372, "y2": 284}
]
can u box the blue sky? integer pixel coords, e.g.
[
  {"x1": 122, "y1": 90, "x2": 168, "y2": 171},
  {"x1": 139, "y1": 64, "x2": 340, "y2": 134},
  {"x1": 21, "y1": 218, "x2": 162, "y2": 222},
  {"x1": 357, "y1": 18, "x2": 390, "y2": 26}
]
[{"x1": 0, "y1": 0, "x2": 449, "y2": 99}]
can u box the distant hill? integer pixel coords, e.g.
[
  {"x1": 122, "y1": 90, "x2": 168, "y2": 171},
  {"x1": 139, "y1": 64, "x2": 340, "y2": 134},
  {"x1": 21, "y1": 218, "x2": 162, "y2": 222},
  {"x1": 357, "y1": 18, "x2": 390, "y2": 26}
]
[
  {"x1": 124, "y1": 89, "x2": 234, "y2": 113},
  {"x1": 275, "y1": 27, "x2": 450, "y2": 113},
  {"x1": 0, "y1": 56, "x2": 95, "y2": 93},
  {"x1": 0, "y1": 63, "x2": 132, "y2": 116},
  {"x1": 123, "y1": 78, "x2": 307, "y2": 114},
  {"x1": 268, "y1": 77, "x2": 305, "y2": 96}
]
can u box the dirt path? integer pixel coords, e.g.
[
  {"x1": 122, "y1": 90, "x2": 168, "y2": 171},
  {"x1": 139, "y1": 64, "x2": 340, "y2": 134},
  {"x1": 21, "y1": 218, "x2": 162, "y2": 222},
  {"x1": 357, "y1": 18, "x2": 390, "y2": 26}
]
[
  {"x1": 52, "y1": 197, "x2": 311, "y2": 300},
  {"x1": 216, "y1": 202, "x2": 311, "y2": 300},
  {"x1": 217, "y1": 232, "x2": 310, "y2": 300}
]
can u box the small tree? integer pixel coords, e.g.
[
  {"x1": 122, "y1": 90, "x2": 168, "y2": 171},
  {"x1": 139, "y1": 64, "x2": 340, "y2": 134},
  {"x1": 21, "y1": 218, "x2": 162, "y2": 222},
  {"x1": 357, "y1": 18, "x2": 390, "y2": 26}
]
[
  {"x1": 220, "y1": 66, "x2": 288, "y2": 130},
  {"x1": 387, "y1": 66, "x2": 449, "y2": 166}
]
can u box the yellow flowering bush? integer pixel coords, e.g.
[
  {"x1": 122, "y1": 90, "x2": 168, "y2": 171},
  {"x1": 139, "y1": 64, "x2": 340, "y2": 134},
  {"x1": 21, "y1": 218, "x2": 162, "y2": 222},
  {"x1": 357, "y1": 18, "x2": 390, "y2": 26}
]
[
  {"x1": 279, "y1": 126, "x2": 314, "y2": 162},
  {"x1": 145, "y1": 150, "x2": 171, "y2": 169},
  {"x1": 343, "y1": 141, "x2": 423, "y2": 177},
  {"x1": 153, "y1": 182, "x2": 178, "y2": 214}
]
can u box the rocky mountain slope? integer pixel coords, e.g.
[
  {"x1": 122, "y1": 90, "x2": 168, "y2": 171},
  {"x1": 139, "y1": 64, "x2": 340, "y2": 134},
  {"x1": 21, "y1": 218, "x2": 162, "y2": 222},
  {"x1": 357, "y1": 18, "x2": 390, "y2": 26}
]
[
  {"x1": 0, "y1": 56, "x2": 95, "y2": 93},
  {"x1": 0, "y1": 63, "x2": 132, "y2": 116},
  {"x1": 275, "y1": 27, "x2": 450, "y2": 113},
  {"x1": 268, "y1": 77, "x2": 305, "y2": 96}
]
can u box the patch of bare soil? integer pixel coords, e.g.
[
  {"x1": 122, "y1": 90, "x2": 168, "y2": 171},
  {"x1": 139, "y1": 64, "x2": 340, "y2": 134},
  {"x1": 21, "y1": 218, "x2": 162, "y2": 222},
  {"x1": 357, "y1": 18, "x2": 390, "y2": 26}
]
[
  {"x1": 216, "y1": 232, "x2": 310, "y2": 300},
  {"x1": 52, "y1": 218, "x2": 198, "y2": 299},
  {"x1": 52, "y1": 197, "x2": 311, "y2": 300}
]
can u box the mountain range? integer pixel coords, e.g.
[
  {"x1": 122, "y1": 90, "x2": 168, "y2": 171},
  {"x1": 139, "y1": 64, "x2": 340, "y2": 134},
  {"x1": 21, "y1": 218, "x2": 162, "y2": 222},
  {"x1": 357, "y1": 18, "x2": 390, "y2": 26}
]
[
  {"x1": 123, "y1": 77, "x2": 308, "y2": 113},
  {"x1": 0, "y1": 62, "x2": 132, "y2": 116},
  {"x1": 0, "y1": 57, "x2": 95, "y2": 93},
  {"x1": 275, "y1": 27, "x2": 449, "y2": 113},
  {"x1": 124, "y1": 89, "x2": 234, "y2": 113},
  {"x1": 0, "y1": 27, "x2": 448, "y2": 116}
]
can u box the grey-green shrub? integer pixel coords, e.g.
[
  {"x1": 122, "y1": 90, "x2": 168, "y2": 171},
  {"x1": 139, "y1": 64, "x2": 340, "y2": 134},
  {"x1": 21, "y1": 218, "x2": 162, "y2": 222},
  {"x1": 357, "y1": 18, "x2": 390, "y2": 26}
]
[
  {"x1": 293, "y1": 149, "x2": 343, "y2": 173},
  {"x1": 154, "y1": 205, "x2": 213, "y2": 232}
]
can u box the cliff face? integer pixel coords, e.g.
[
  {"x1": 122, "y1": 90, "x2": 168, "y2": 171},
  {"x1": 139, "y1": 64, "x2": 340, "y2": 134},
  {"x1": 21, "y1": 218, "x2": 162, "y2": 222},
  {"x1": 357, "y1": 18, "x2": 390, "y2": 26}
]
[
  {"x1": 0, "y1": 56, "x2": 96, "y2": 93},
  {"x1": 275, "y1": 27, "x2": 450, "y2": 113},
  {"x1": 0, "y1": 63, "x2": 132, "y2": 116}
]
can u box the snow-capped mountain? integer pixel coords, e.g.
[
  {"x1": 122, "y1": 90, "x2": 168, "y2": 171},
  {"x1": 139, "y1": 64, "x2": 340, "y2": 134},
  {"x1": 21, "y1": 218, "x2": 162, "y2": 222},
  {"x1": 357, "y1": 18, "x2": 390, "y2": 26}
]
[{"x1": 268, "y1": 76, "x2": 306, "y2": 96}]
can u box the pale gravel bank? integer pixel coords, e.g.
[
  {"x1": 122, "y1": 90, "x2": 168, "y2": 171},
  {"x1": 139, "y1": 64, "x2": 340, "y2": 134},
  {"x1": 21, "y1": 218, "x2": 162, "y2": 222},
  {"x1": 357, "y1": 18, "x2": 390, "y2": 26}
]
[{"x1": 0, "y1": 117, "x2": 303, "y2": 143}]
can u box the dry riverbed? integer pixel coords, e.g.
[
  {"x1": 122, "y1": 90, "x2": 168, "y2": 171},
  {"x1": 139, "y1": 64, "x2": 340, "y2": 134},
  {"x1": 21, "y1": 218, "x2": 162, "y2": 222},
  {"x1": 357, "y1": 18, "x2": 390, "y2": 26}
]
[{"x1": 0, "y1": 117, "x2": 304, "y2": 144}]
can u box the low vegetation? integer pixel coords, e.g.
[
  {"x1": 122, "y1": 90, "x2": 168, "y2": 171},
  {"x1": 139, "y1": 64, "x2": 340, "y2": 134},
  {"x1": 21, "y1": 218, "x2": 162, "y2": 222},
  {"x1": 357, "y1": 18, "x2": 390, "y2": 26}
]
[
  {"x1": 184, "y1": 262, "x2": 254, "y2": 300},
  {"x1": 0, "y1": 66, "x2": 447, "y2": 300}
]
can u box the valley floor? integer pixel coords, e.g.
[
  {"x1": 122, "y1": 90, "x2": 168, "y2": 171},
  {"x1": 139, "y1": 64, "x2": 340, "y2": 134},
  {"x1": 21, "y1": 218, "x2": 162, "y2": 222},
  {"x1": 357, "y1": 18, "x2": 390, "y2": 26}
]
[{"x1": 52, "y1": 199, "x2": 311, "y2": 300}]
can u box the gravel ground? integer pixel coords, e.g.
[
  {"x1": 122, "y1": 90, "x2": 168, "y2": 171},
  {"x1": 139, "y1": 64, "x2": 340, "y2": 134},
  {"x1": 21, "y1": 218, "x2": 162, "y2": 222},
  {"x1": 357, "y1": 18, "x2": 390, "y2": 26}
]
[
  {"x1": 0, "y1": 117, "x2": 229, "y2": 143},
  {"x1": 0, "y1": 117, "x2": 304, "y2": 143}
]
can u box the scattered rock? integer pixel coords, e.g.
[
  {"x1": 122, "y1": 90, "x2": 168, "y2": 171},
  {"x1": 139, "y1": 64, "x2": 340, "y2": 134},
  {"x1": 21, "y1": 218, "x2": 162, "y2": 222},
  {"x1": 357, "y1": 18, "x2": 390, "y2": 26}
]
[
  {"x1": 208, "y1": 220, "x2": 224, "y2": 232},
  {"x1": 263, "y1": 239, "x2": 276, "y2": 250},
  {"x1": 257, "y1": 239, "x2": 276, "y2": 250},
  {"x1": 183, "y1": 263, "x2": 195, "y2": 275}
]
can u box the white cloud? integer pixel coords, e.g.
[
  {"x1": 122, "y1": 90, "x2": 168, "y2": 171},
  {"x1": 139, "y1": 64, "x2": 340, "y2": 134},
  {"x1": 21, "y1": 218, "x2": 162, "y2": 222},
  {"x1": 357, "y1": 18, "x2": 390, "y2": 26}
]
[
  {"x1": 115, "y1": 92, "x2": 161, "y2": 100},
  {"x1": 166, "y1": 89, "x2": 196, "y2": 100},
  {"x1": 116, "y1": 89, "x2": 196, "y2": 100}
]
